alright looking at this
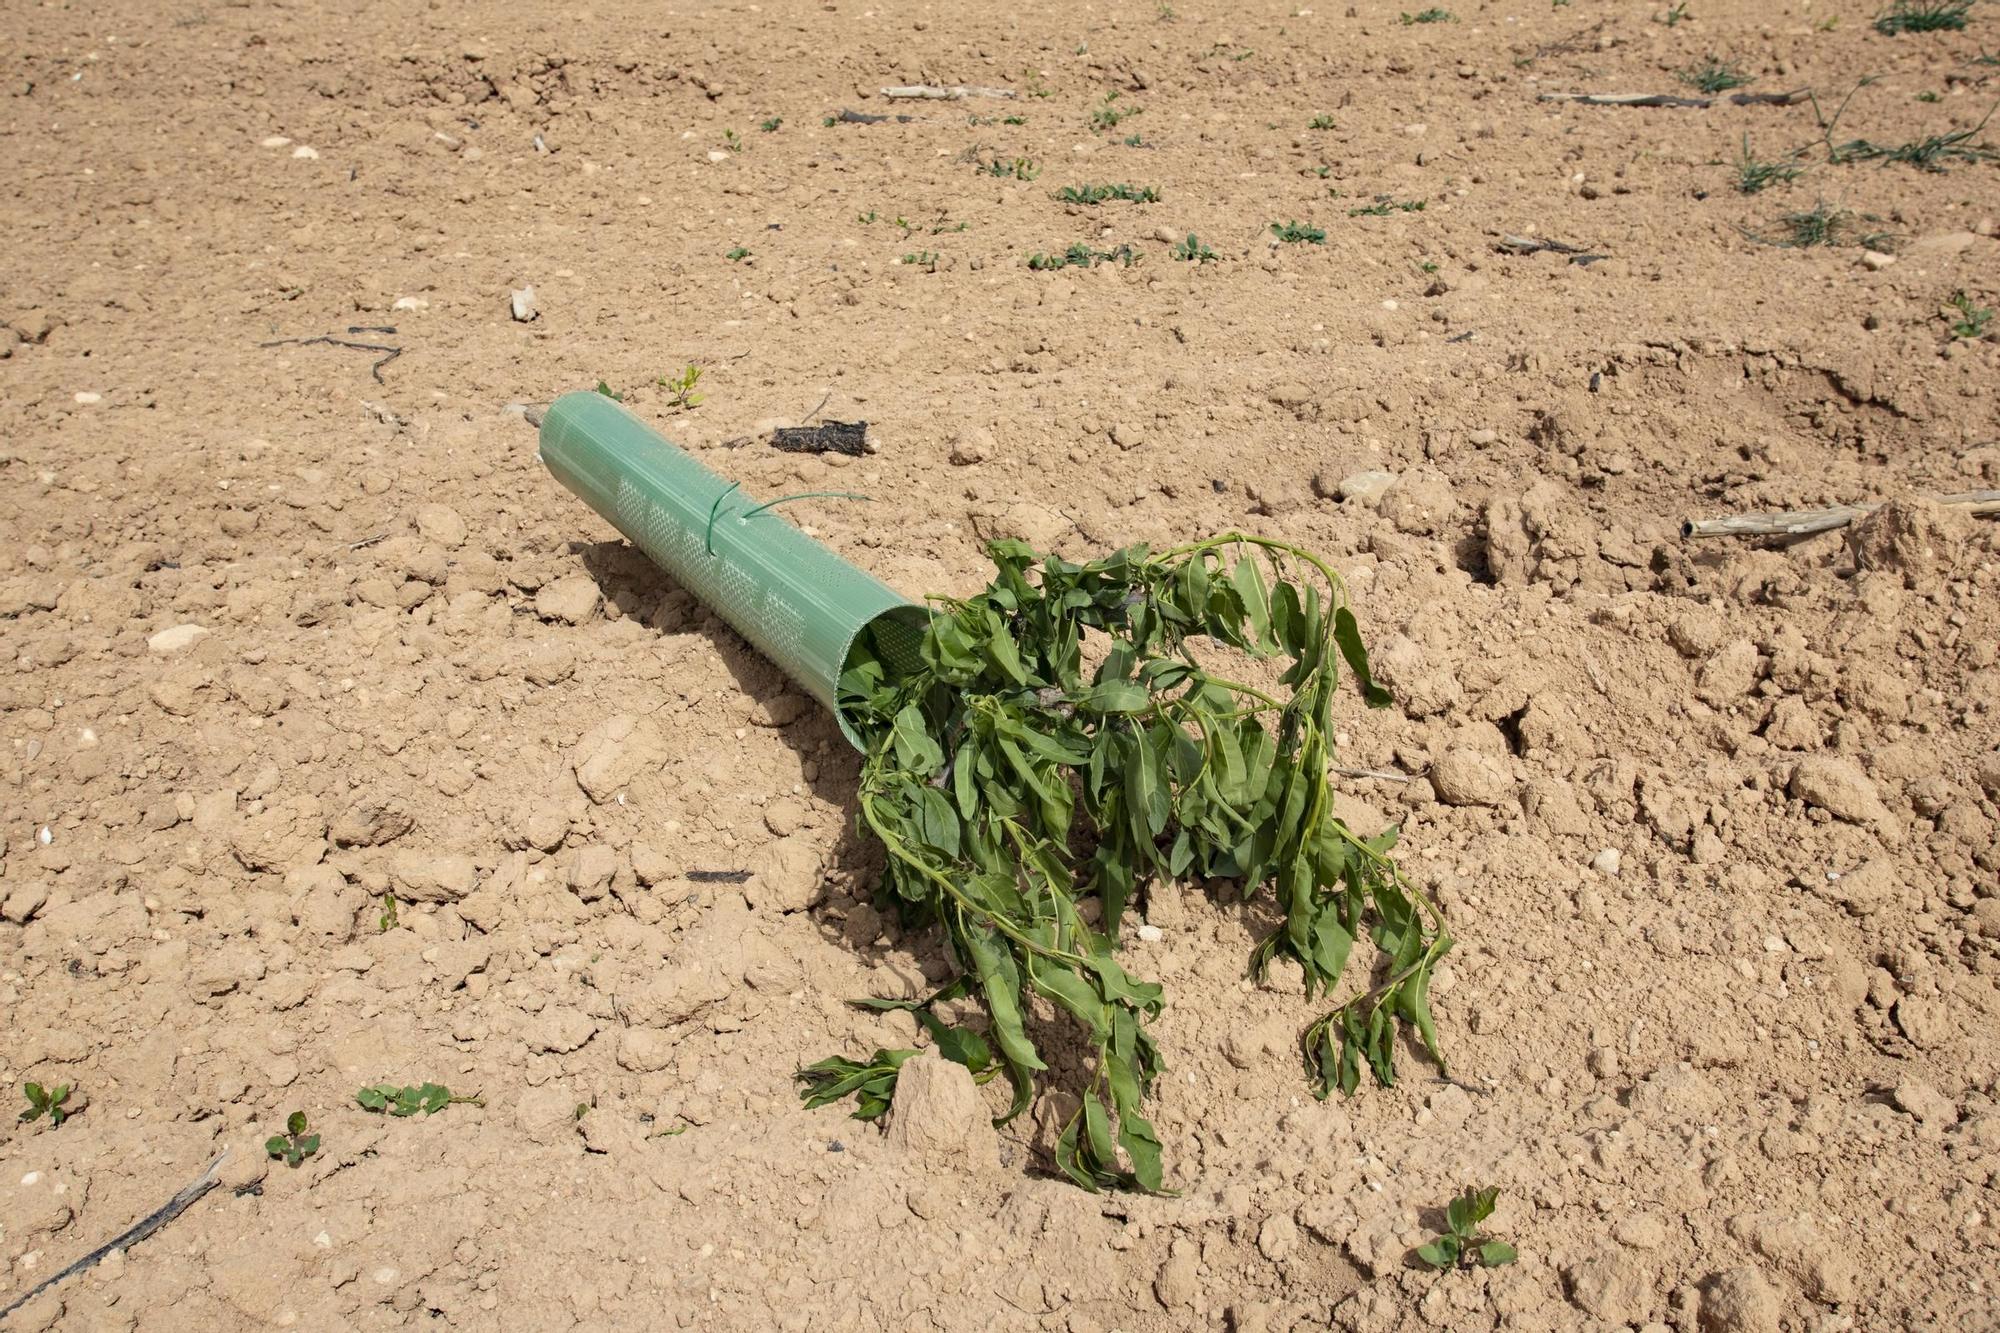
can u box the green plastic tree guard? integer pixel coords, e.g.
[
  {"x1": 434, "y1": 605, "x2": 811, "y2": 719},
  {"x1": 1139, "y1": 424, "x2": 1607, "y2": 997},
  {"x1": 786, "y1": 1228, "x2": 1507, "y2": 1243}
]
[{"x1": 538, "y1": 390, "x2": 929, "y2": 749}]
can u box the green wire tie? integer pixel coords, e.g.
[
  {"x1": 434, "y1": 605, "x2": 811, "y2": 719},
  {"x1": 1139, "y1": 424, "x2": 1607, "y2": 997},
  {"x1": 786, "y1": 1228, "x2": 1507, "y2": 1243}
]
[{"x1": 706, "y1": 485, "x2": 872, "y2": 554}]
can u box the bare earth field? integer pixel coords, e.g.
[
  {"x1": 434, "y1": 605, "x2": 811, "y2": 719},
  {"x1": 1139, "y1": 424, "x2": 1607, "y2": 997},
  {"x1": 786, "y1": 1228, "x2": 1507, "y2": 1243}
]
[{"x1": 3, "y1": 0, "x2": 1998, "y2": 1329}]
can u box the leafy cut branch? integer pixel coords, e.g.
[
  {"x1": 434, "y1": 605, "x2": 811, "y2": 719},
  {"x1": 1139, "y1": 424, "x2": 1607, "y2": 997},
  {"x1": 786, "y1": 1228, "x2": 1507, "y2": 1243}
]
[{"x1": 800, "y1": 534, "x2": 1452, "y2": 1191}]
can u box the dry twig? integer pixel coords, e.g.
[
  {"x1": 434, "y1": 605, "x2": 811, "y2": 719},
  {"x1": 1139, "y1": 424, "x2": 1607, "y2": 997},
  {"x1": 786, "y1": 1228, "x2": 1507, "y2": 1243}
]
[
  {"x1": 880, "y1": 84, "x2": 1016, "y2": 100},
  {"x1": 1682, "y1": 491, "x2": 2000, "y2": 538}
]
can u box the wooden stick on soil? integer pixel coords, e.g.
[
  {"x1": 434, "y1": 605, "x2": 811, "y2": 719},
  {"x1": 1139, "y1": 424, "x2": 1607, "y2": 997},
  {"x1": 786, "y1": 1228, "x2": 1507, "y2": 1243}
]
[
  {"x1": 1539, "y1": 92, "x2": 1713, "y2": 109},
  {"x1": 880, "y1": 84, "x2": 1016, "y2": 100},
  {"x1": 1681, "y1": 491, "x2": 2000, "y2": 539}
]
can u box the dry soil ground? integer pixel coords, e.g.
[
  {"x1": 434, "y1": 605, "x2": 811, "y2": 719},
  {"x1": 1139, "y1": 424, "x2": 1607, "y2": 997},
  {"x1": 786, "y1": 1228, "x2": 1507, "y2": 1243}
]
[{"x1": 3, "y1": 1, "x2": 1999, "y2": 1330}]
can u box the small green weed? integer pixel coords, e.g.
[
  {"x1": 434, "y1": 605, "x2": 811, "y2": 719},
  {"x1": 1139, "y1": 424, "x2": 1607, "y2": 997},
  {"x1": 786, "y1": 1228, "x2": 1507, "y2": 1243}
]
[
  {"x1": 1025, "y1": 73, "x2": 1053, "y2": 99},
  {"x1": 1415, "y1": 1187, "x2": 1518, "y2": 1270},
  {"x1": 1679, "y1": 58, "x2": 1752, "y2": 94},
  {"x1": 1158, "y1": 1, "x2": 1177, "y2": 18},
  {"x1": 19, "y1": 1083, "x2": 71, "y2": 1127},
  {"x1": 377, "y1": 892, "x2": 400, "y2": 931},
  {"x1": 1122, "y1": 132, "x2": 1146, "y2": 147},
  {"x1": 727, "y1": 246, "x2": 751, "y2": 262},
  {"x1": 1874, "y1": 0, "x2": 1971, "y2": 34},
  {"x1": 1027, "y1": 242, "x2": 1139, "y2": 271},
  {"x1": 1762, "y1": 199, "x2": 1890, "y2": 248},
  {"x1": 723, "y1": 129, "x2": 742, "y2": 153},
  {"x1": 357, "y1": 1082, "x2": 484, "y2": 1117},
  {"x1": 1171, "y1": 232, "x2": 1217, "y2": 262},
  {"x1": 1402, "y1": 7, "x2": 1454, "y2": 22},
  {"x1": 265, "y1": 1111, "x2": 320, "y2": 1168},
  {"x1": 592, "y1": 381, "x2": 623, "y2": 402},
  {"x1": 1308, "y1": 114, "x2": 1337, "y2": 130},
  {"x1": 1270, "y1": 219, "x2": 1326, "y2": 243},
  {"x1": 901, "y1": 250, "x2": 939, "y2": 269},
  {"x1": 1348, "y1": 197, "x2": 1427, "y2": 216},
  {"x1": 1946, "y1": 290, "x2": 1994, "y2": 338},
  {"x1": 1004, "y1": 114, "x2": 1026, "y2": 125},
  {"x1": 660, "y1": 364, "x2": 704, "y2": 410},
  {"x1": 982, "y1": 156, "x2": 1042, "y2": 180},
  {"x1": 1660, "y1": 1, "x2": 1691, "y2": 25},
  {"x1": 1054, "y1": 183, "x2": 1162, "y2": 204},
  {"x1": 759, "y1": 117, "x2": 783, "y2": 133},
  {"x1": 1917, "y1": 90, "x2": 1941, "y2": 102},
  {"x1": 1736, "y1": 136, "x2": 1805, "y2": 192},
  {"x1": 1091, "y1": 92, "x2": 1142, "y2": 133}
]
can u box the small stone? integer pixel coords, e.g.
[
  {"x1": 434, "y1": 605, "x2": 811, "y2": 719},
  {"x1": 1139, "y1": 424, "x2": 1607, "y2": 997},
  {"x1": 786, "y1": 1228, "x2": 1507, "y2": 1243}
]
[
  {"x1": 743, "y1": 836, "x2": 825, "y2": 913},
  {"x1": 1258, "y1": 1212, "x2": 1299, "y2": 1262},
  {"x1": 1614, "y1": 1214, "x2": 1667, "y2": 1249},
  {"x1": 1430, "y1": 749, "x2": 1513, "y2": 807},
  {"x1": 1817, "y1": 859, "x2": 1898, "y2": 916},
  {"x1": 388, "y1": 851, "x2": 479, "y2": 903},
  {"x1": 949, "y1": 428, "x2": 994, "y2": 465},
  {"x1": 1860, "y1": 250, "x2": 1896, "y2": 271},
  {"x1": 1155, "y1": 1237, "x2": 1199, "y2": 1309},
  {"x1": 1, "y1": 882, "x2": 50, "y2": 924},
  {"x1": 630, "y1": 842, "x2": 677, "y2": 885},
  {"x1": 1789, "y1": 756, "x2": 1893, "y2": 829},
  {"x1": 1110, "y1": 422, "x2": 1143, "y2": 450},
  {"x1": 525, "y1": 1006, "x2": 597, "y2": 1054},
  {"x1": 884, "y1": 1051, "x2": 998, "y2": 1165},
  {"x1": 329, "y1": 801, "x2": 415, "y2": 848},
  {"x1": 763, "y1": 797, "x2": 806, "y2": 837},
  {"x1": 392, "y1": 295, "x2": 428, "y2": 311},
  {"x1": 1378, "y1": 467, "x2": 1458, "y2": 535},
  {"x1": 1592, "y1": 847, "x2": 1622, "y2": 876},
  {"x1": 414, "y1": 504, "x2": 468, "y2": 549},
  {"x1": 509, "y1": 286, "x2": 539, "y2": 321},
  {"x1": 615, "y1": 1027, "x2": 678, "y2": 1073},
  {"x1": 1890, "y1": 1078, "x2": 1956, "y2": 1126},
  {"x1": 1135, "y1": 923, "x2": 1164, "y2": 943},
  {"x1": 974, "y1": 502, "x2": 1071, "y2": 551},
  {"x1": 1698, "y1": 1266, "x2": 1781, "y2": 1333},
  {"x1": 1567, "y1": 1248, "x2": 1653, "y2": 1324},
  {"x1": 292, "y1": 145, "x2": 319, "y2": 159},
  {"x1": 147, "y1": 624, "x2": 210, "y2": 654},
  {"x1": 1469, "y1": 428, "x2": 1499, "y2": 446},
  {"x1": 1372, "y1": 635, "x2": 1461, "y2": 718},
  {"x1": 567, "y1": 845, "x2": 618, "y2": 900},
  {"x1": 1892, "y1": 995, "x2": 1951, "y2": 1050},
  {"x1": 1335, "y1": 469, "x2": 1398, "y2": 505},
  {"x1": 534, "y1": 575, "x2": 601, "y2": 625},
  {"x1": 1696, "y1": 639, "x2": 1761, "y2": 705}
]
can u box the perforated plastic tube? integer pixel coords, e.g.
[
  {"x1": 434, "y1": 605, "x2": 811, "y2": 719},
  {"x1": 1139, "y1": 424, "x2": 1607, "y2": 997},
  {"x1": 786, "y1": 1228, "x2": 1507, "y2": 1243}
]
[{"x1": 537, "y1": 390, "x2": 928, "y2": 749}]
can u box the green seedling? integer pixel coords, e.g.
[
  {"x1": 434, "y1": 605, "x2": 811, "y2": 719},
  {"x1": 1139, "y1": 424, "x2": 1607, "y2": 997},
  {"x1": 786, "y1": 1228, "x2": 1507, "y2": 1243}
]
[
  {"x1": 265, "y1": 1111, "x2": 320, "y2": 1168},
  {"x1": 858, "y1": 210, "x2": 879, "y2": 224},
  {"x1": 19, "y1": 1083, "x2": 71, "y2": 1127},
  {"x1": 1874, "y1": 0, "x2": 1971, "y2": 33},
  {"x1": 1945, "y1": 290, "x2": 1994, "y2": 338},
  {"x1": 1270, "y1": 219, "x2": 1326, "y2": 244},
  {"x1": 377, "y1": 891, "x2": 400, "y2": 931},
  {"x1": 1415, "y1": 1188, "x2": 1518, "y2": 1270},
  {"x1": 900, "y1": 251, "x2": 939, "y2": 269},
  {"x1": 726, "y1": 245, "x2": 751, "y2": 261},
  {"x1": 660, "y1": 364, "x2": 704, "y2": 410},
  {"x1": 1308, "y1": 114, "x2": 1337, "y2": 130},
  {"x1": 723, "y1": 129, "x2": 742, "y2": 153},
  {"x1": 356, "y1": 1082, "x2": 484, "y2": 1116},
  {"x1": 1055, "y1": 183, "x2": 1162, "y2": 204},
  {"x1": 1917, "y1": 90, "x2": 1941, "y2": 102},
  {"x1": 759, "y1": 117, "x2": 782, "y2": 132},
  {"x1": 1158, "y1": 2, "x2": 1176, "y2": 19},
  {"x1": 1757, "y1": 199, "x2": 1891, "y2": 249},
  {"x1": 1736, "y1": 136, "x2": 1805, "y2": 193},
  {"x1": 1659, "y1": 0, "x2": 1690, "y2": 24},
  {"x1": 1003, "y1": 114, "x2": 1027, "y2": 125},
  {"x1": 1028, "y1": 242, "x2": 1138, "y2": 271},
  {"x1": 1403, "y1": 7, "x2": 1455, "y2": 22},
  {"x1": 1026, "y1": 73, "x2": 1053, "y2": 99},
  {"x1": 1122, "y1": 132, "x2": 1147, "y2": 147},
  {"x1": 1171, "y1": 232, "x2": 1217, "y2": 262},
  {"x1": 1091, "y1": 92, "x2": 1142, "y2": 133},
  {"x1": 823, "y1": 115, "x2": 838, "y2": 127},
  {"x1": 1348, "y1": 197, "x2": 1426, "y2": 216},
  {"x1": 1679, "y1": 58, "x2": 1752, "y2": 94},
  {"x1": 982, "y1": 156, "x2": 1042, "y2": 180},
  {"x1": 592, "y1": 381, "x2": 624, "y2": 402}
]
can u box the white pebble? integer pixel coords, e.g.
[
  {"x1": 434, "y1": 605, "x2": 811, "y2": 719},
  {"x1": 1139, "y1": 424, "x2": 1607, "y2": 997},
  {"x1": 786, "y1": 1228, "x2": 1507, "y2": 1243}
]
[
  {"x1": 1136, "y1": 923, "x2": 1164, "y2": 943},
  {"x1": 1591, "y1": 847, "x2": 1621, "y2": 876},
  {"x1": 36, "y1": 826, "x2": 52, "y2": 846},
  {"x1": 73, "y1": 391, "x2": 102, "y2": 405},
  {"x1": 291, "y1": 145, "x2": 319, "y2": 159},
  {"x1": 392, "y1": 296, "x2": 428, "y2": 311},
  {"x1": 260, "y1": 135, "x2": 291, "y2": 148}
]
